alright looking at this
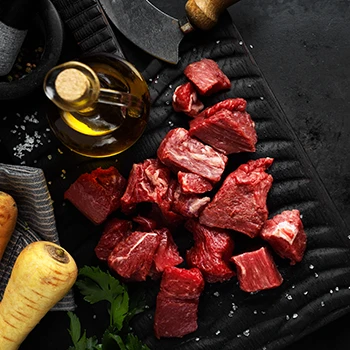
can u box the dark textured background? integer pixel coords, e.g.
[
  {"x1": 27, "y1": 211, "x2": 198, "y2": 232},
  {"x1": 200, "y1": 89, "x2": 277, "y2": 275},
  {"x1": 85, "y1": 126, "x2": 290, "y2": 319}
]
[
  {"x1": 228, "y1": 0, "x2": 350, "y2": 348},
  {"x1": 0, "y1": 0, "x2": 349, "y2": 349}
]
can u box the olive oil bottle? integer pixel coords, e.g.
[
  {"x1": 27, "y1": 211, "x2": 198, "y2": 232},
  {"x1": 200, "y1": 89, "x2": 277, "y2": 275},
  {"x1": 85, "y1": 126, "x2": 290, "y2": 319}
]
[{"x1": 43, "y1": 53, "x2": 150, "y2": 157}]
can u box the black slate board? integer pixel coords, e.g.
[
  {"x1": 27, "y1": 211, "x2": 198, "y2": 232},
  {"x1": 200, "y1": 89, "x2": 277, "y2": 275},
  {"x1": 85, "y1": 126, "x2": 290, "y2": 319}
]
[{"x1": 0, "y1": 10, "x2": 349, "y2": 350}]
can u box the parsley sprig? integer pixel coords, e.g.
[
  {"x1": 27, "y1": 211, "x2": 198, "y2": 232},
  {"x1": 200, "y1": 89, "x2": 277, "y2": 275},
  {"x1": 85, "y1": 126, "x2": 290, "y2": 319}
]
[{"x1": 67, "y1": 266, "x2": 150, "y2": 350}]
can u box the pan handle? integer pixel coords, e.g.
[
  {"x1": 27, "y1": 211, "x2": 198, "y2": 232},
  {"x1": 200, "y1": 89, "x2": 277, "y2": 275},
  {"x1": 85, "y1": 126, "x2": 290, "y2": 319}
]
[{"x1": 185, "y1": 0, "x2": 240, "y2": 31}]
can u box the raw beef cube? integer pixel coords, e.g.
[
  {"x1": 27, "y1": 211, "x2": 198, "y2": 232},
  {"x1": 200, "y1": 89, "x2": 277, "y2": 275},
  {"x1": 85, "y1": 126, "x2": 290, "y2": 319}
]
[
  {"x1": 178, "y1": 171, "x2": 213, "y2": 194},
  {"x1": 230, "y1": 247, "x2": 283, "y2": 292},
  {"x1": 197, "y1": 98, "x2": 247, "y2": 118},
  {"x1": 184, "y1": 58, "x2": 231, "y2": 96},
  {"x1": 172, "y1": 184, "x2": 210, "y2": 218},
  {"x1": 157, "y1": 128, "x2": 227, "y2": 183},
  {"x1": 157, "y1": 179, "x2": 185, "y2": 226},
  {"x1": 154, "y1": 266, "x2": 205, "y2": 338},
  {"x1": 152, "y1": 228, "x2": 183, "y2": 276},
  {"x1": 260, "y1": 209, "x2": 307, "y2": 265},
  {"x1": 120, "y1": 158, "x2": 171, "y2": 214},
  {"x1": 108, "y1": 230, "x2": 160, "y2": 282},
  {"x1": 189, "y1": 108, "x2": 257, "y2": 154},
  {"x1": 132, "y1": 215, "x2": 158, "y2": 231},
  {"x1": 158, "y1": 266, "x2": 205, "y2": 300},
  {"x1": 172, "y1": 82, "x2": 204, "y2": 117},
  {"x1": 64, "y1": 166, "x2": 126, "y2": 225},
  {"x1": 186, "y1": 219, "x2": 235, "y2": 283},
  {"x1": 199, "y1": 158, "x2": 274, "y2": 238},
  {"x1": 154, "y1": 297, "x2": 199, "y2": 338},
  {"x1": 95, "y1": 218, "x2": 132, "y2": 261}
]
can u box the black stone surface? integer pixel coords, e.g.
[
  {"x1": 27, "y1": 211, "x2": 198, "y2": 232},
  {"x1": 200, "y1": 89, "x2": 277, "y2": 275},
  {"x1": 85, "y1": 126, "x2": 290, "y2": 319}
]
[{"x1": 228, "y1": 1, "x2": 350, "y2": 348}]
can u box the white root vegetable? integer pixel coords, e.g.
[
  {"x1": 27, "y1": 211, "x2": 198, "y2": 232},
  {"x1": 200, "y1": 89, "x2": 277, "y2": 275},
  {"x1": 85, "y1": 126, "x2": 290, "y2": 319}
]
[{"x1": 0, "y1": 241, "x2": 78, "y2": 350}]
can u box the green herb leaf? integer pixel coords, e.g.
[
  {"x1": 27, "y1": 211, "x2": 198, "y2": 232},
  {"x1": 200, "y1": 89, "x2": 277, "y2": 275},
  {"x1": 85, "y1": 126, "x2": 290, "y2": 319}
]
[
  {"x1": 67, "y1": 312, "x2": 99, "y2": 350},
  {"x1": 111, "y1": 291, "x2": 129, "y2": 331},
  {"x1": 76, "y1": 266, "x2": 125, "y2": 305},
  {"x1": 102, "y1": 330, "x2": 126, "y2": 350},
  {"x1": 124, "y1": 333, "x2": 151, "y2": 350}
]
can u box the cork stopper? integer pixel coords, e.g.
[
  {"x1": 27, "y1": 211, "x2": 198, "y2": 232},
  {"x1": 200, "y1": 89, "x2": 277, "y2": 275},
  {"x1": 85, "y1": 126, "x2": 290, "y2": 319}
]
[{"x1": 55, "y1": 68, "x2": 89, "y2": 102}]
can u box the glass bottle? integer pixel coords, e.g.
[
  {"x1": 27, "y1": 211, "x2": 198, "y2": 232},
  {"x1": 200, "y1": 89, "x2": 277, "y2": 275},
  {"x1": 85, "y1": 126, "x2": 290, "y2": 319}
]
[{"x1": 43, "y1": 53, "x2": 150, "y2": 157}]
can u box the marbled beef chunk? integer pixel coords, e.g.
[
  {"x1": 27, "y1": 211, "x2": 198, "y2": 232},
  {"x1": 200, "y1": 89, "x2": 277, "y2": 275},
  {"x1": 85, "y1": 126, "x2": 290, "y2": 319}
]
[
  {"x1": 184, "y1": 58, "x2": 231, "y2": 96},
  {"x1": 120, "y1": 158, "x2": 171, "y2": 215},
  {"x1": 157, "y1": 128, "x2": 227, "y2": 183},
  {"x1": 178, "y1": 171, "x2": 213, "y2": 194},
  {"x1": 132, "y1": 215, "x2": 158, "y2": 231},
  {"x1": 154, "y1": 266, "x2": 205, "y2": 338},
  {"x1": 95, "y1": 218, "x2": 132, "y2": 261},
  {"x1": 197, "y1": 98, "x2": 247, "y2": 118},
  {"x1": 186, "y1": 220, "x2": 235, "y2": 283},
  {"x1": 172, "y1": 82, "x2": 204, "y2": 117},
  {"x1": 230, "y1": 247, "x2": 283, "y2": 292},
  {"x1": 108, "y1": 230, "x2": 160, "y2": 282},
  {"x1": 189, "y1": 108, "x2": 257, "y2": 154},
  {"x1": 200, "y1": 158, "x2": 274, "y2": 238},
  {"x1": 172, "y1": 184, "x2": 210, "y2": 218},
  {"x1": 64, "y1": 166, "x2": 126, "y2": 225},
  {"x1": 151, "y1": 228, "x2": 183, "y2": 277},
  {"x1": 260, "y1": 209, "x2": 307, "y2": 265}
]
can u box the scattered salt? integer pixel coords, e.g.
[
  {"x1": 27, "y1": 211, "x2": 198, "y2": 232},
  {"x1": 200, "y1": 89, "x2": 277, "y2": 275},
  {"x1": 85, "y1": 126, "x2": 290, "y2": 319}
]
[
  {"x1": 215, "y1": 330, "x2": 221, "y2": 336},
  {"x1": 93, "y1": 315, "x2": 97, "y2": 319},
  {"x1": 292, "y1": 285, "x2": 295, "y2": 289},
  {"x1": 248, "y1": 84, "x2": 252, "y2": 88},
  {"x1": 243, "y1": 329, "x2": 250, "y2": 337},
  {"x1": 169, "y1": 85, "x2": 172, "y2": 89},
  {"x1": 144, "y1": 305, "x2": 150, "y2": 309},
  {"x1": 249, "y1": 44, "x2": 254, "y2": 49},
  {"x1": 193, "y1": 48, "x2": 197, "y2": 52},
  {"x1": 309, "y1": 264, "x2": 314, "y2": 270},
  {"x1": 195, "y1": 338, "x2": 200, "y2": 342},
  {"x1": 321, "y1": 301, "x2": 325, "y2": 307},
  {"x1": 285, "y1": 294, "x2": 293, "y2": 300},
  {"x1": 348, "y1": 235, "x2": 350, "y2": 239},
  {"x1": 253, "y1": 310, "x2": 258, "y2": 315},
  {"x1": 228, "y1": 311, "x2": 234, "y2": 317},
  {"x1": 286, "y1": 315, "x2": 290, "y2": 320},
  {"x1": 292, "y1": 313, "x2": 298, "y2": 319},
  {"x1": 239, "y1": 41, "x2": 243, "y2": 45},
  {"x1": 165, "y1": 101, "x2": 170, "y2": 106},
  {"x1": 237, "y1": 334, "x2": 242, "y2": 338},
  {"x1": 260, "y1": 96, "x2": 264, "y2": 100},
  {"x1": 315, "y1": 273, "x2": 319, "y2": 278},
  {"x1": 231, "y1": 303, "x2": 238, "y2": 311},
  {"x1": 213, "y1": 291, "x2": 220, "y2": 297},
  {"x1": 47, "y1": 155, "x2": 52, "y2": 160},
  {"x1": 304, "y1": 291, "x2": 309, "y2": 295},
  {"x1": 335, "y1": 287, "x2": 339, "y2": 292},
  {"x1": 330, "y1": 289, "x2": 333, "y2": 294},
  {"x1": 216, "y1": 40, "x2": 220, "y2": 44}
]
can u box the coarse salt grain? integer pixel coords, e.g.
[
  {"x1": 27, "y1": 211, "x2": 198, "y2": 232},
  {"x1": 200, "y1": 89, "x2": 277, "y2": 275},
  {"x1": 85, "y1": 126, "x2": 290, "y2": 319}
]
[
  {"x1": 292, "y1": 313, "x2": 298, "y2": 319},
  {"x1": 243, "y1": 329, "x2": 250, "y2": 337},
  {"x1": 215, "y1": 330, "x2": 221, "y2": 335},
  {"x1": 213, "y1": 291, "x2": 220, "y2": 297}
]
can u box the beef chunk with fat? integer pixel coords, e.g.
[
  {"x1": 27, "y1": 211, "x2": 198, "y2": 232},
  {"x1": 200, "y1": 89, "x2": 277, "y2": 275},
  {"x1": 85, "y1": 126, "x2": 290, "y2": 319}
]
[
  {"x1": 199, "y1": 158, "x2": 274, "y2": 238},
  {"x1": 120, "y1": 158, "x2": 171, "y2": 215},
  {"x1": 172, "y1": 82, "x2": 204, "y2": 117},
  {"x1": 172, "y1": 184, "x2": 210, "y2": 218},
  {"x1": 157, "y1": 128, "x2": 227, "y2": 183},
  {"x1": 189, "y1": 108, "x2": 257, "y2": 154},
  {"x1": 260, "y1": 209, "x2": 307, "y2": 265},
  {"x1": 150, "y1": 228, "x2": 183, "y2": 279},
  {"x1": 108, "y1": 230, "x2": 160, "y2": 282},
  {"x1": 64, "y1": 166, "x2": 126, "y2": 225},
  {"x1": 230, "y1": 247, "x2": 283, "y2": 292},
  {"x1": 95, "y1": 218, "x2": 132, "y2": 261},
  {"x1": 132, "y1": 215, "x2": 158, "y2": 231},
  {"x1": 178, "y1": 171, "x2": 213, "y2": 194},
  {"x1": 197, "y1": 98, "x2": 247, "y2": 117},
  {"x1": 154, "y1": 266, "x2": 205, "y2": 338},
  {"x1": 184, "y1": 58, "x2": 231, "y2": 96},
  {"x1": 186, "y1": 220, "x2": 235, "y2": 283}
]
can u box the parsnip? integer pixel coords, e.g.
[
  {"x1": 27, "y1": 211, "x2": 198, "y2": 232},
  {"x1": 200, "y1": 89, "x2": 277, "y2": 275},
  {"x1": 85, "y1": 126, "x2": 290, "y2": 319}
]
[
  {"x1": 0, "y1": 191, "x2": 18, "y2": 261},
  {"x1": 0, "y1": 241, "x2": 78, "y2": 350}
]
